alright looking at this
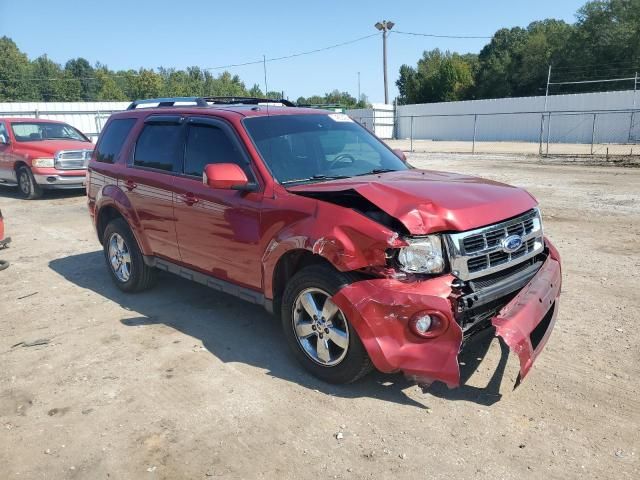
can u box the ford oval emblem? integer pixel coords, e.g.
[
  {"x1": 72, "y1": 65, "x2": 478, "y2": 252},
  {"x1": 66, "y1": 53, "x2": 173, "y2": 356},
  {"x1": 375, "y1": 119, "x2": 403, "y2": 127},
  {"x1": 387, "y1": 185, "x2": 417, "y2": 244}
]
[{"x1": 502, "y1": 235, "x2": 523, "y2": 253}]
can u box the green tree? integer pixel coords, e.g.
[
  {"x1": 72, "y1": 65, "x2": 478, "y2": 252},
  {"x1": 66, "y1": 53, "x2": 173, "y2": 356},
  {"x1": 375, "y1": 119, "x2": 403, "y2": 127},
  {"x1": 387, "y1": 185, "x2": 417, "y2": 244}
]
[
  {"x1": 65, "y1": 58, "x2": 96, "y2": 100},
  {"x1": 396, "y1": 49, "x2": 476, "y2": 104},
  {"x1": 0, "y1": 36, "x2": 36, "y2": 101}
]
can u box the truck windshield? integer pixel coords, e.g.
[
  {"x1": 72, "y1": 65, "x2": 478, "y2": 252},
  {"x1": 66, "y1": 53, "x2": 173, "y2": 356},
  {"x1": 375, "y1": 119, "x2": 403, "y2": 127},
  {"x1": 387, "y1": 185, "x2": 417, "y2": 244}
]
[
  {"x1": 243, "y1": 114, "x2": 408, "y2": 185},
  {"x1": 11, "y1": 122, "x2": 89, "y2": 142}
]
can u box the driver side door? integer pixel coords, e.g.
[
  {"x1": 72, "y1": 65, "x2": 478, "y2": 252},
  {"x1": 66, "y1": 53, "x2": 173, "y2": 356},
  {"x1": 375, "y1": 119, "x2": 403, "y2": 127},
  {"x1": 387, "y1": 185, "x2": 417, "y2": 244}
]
[{"x1": 172, "y1": 116, "x2": 264, "y2": 291}]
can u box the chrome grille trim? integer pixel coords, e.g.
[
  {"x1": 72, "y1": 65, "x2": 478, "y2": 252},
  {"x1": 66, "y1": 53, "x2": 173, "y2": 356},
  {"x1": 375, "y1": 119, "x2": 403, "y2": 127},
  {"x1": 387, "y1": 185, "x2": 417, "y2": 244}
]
[
  {"x1": 55, "y1": 149, "x2": 93, "y2": 170},
  {"x1": 445, "y1": 209, "x2": 544, "y2": 280}
]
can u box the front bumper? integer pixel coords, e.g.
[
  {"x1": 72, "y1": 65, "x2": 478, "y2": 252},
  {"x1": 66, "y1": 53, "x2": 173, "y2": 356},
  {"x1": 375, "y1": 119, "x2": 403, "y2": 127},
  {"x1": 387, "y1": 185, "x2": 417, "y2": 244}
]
[
  {"x1": 33, "y1": 170, "x2": 86, "y2": 189},
  {"x1": 331, "y1": 237, "x2": 562, "y2": 388}
]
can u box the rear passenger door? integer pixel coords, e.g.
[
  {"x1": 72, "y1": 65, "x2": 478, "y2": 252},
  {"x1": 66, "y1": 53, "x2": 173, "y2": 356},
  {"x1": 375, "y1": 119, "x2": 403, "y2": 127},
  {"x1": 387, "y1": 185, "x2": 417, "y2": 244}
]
[
  {"x1": 172, "y1": 116, "x2": 264, "y2": 290},
  {"x1": 124, "y1": 115, "x2": 184, "y2": 261}
]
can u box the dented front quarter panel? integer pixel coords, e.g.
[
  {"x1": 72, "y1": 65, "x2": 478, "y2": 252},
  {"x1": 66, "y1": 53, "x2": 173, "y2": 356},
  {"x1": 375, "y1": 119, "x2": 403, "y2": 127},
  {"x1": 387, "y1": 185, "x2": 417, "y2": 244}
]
[{"x1": 261, "y1": 190, "x2": 406, "y2": 298}]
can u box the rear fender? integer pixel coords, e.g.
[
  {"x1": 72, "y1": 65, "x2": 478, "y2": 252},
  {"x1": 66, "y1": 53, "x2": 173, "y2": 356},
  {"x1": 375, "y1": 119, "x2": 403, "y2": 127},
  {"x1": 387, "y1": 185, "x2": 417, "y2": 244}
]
[{"x1": 95, "y1": 185, "x2": 150, "y2": 255}]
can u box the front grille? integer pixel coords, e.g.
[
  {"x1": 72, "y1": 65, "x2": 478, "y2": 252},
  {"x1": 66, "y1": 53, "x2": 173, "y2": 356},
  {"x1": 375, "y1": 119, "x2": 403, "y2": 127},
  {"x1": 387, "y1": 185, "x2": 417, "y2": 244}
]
[
  {"x1": 445, "y1": 209, "x2": 544, "y2": 280},
  {"x1": 55, "y1": 149, "x2": 93, "y2": 170}
]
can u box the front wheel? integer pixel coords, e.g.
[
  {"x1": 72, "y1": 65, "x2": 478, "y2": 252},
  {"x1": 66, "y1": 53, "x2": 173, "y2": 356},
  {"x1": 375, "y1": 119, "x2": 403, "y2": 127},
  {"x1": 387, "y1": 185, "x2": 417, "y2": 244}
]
[
  {"x1": 281, "y1": 265, "x2": 373, "y2": 384},
  {"x1": 17, "y1": 166, "x2": 43, "y2": 199}
]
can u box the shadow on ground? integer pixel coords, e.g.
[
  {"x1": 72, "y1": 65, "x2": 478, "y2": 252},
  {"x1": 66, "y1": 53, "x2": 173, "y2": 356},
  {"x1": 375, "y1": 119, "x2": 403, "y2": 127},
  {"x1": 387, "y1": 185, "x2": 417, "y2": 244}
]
[
  {"x1": 0, "y1": 184, "x2": 85, "y2": 200},
  {"x1": 49, "y1": 250, "x2": 512, "y2": 408}
]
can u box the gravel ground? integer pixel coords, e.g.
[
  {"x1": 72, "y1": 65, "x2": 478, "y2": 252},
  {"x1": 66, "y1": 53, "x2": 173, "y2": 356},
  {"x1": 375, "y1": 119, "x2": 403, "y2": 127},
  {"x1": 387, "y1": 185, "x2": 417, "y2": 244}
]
[{"x1": 0, "y1": 153, "x2": 638, "y2": 480}]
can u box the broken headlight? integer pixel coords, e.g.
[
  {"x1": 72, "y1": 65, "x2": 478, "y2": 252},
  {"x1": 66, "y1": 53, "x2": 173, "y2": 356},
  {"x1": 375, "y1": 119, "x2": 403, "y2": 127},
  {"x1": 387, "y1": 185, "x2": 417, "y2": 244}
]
[{"x1": 397, "y1": 235, "x2": 445, "y2": 274}]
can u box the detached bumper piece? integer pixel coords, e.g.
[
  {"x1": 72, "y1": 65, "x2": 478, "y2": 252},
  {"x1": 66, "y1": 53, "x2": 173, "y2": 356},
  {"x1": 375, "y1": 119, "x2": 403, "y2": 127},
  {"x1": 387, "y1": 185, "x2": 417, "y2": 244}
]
[{"x1": 331, "y1": 239, "x2": 561, "y2": 388}]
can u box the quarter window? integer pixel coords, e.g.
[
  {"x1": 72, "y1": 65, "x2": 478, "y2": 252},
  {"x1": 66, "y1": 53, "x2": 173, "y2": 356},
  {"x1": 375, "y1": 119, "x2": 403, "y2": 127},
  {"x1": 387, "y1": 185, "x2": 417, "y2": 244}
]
[
  {"x1": 134, "y1": 123, "x2": 183, "y2": 172},
  {"x1": 183, "y1": 124, "x2": 245, "y2": 177},
  {"x1": 95, "y1": 118, "x2": 136, "y2": 164}
]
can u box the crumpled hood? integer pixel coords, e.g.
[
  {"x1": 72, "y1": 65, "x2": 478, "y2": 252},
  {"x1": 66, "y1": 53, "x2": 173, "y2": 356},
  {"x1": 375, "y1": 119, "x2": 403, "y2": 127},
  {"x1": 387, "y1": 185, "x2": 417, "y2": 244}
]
[{"x1": 287, "y1": 169, "x2": 538, "y2": 234}]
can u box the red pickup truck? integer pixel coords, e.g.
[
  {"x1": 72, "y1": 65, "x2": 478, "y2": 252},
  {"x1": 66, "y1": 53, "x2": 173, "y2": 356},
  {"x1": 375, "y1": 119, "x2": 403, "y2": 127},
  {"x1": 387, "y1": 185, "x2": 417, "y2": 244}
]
[
  {"x1": 0, "y1": 118, "x2": 93, "y2": 199},
  {"x1": 87, "y1": 97, "x2": 561, "y2": 388}
]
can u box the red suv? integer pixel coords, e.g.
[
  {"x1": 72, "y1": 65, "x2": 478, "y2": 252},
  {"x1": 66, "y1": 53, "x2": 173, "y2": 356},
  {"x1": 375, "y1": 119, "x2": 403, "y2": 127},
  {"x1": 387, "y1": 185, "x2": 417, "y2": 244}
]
[
  {"x1": 87, "y1": 97, "x2": 562, "y2": 387},
  {"x1": 0, "y1": 118, "x2": 93, "y2": 199}
]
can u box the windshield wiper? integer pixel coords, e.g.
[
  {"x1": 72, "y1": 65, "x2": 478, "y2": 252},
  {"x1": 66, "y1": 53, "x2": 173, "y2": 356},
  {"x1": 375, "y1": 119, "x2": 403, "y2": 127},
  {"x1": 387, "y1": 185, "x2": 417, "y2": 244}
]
[
  {"x1": 281, "y1": 174, "x2": 350, "y2": 186},
  {"x1": 353, "y1": 168, "x2": 397, "y2": 176}
]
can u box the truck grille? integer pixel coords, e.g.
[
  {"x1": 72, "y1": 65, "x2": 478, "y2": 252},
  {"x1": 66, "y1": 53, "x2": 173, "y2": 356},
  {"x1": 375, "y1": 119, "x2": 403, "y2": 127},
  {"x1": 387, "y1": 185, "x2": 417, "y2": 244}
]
[
  {"x1": 55, "y1": 149, "x2": 93, "y2": 170},
  {"x1": 445, "y1": 209, "x2": 544, "y2": 280}
]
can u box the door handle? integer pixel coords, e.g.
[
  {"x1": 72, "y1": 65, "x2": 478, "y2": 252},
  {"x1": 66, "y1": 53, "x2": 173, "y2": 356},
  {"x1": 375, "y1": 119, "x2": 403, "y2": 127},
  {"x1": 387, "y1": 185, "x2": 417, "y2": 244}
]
[
  {"x1": 124, "y1": 180, "x2": 137, "y2": 191},
  {"x1": 178, "y1": 193, "x2": 199, "y2": 206}
]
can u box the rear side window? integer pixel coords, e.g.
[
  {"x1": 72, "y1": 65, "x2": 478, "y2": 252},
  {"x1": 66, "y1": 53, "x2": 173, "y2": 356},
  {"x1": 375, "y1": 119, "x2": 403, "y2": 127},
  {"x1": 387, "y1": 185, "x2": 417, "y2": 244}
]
[
  {"x1": 95, "y1": 118, "x2": 136, "y2": 164},
  {"x1": 184, "y1": 124, "x2": 244, "y2": 177},
  {"x1": 134, "y1": 124, "x2": 183, "y2": 172}
]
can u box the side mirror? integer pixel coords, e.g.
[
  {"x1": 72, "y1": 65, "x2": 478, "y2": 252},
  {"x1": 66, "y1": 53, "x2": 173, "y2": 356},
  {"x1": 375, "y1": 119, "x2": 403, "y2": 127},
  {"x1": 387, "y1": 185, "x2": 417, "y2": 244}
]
[
  {"x1": 203, "y1": 163, "x2": 257, "y2": 192},
  {"x1": 0, "y1": 134, "x2": 8, "y2": 145},
  {"x1": 393, "y1": 148, "x2": 407, "y2": 162}
]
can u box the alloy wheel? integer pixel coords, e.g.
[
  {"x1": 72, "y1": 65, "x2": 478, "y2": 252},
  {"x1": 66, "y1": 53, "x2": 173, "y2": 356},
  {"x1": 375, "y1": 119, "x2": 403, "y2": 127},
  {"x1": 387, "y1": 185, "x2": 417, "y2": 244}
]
[
  {"x1": 108, "y1": 233, "x2": 132, "y2": 282},
  {"x1": 19, "y1": 172, "x2": 30, "y2": 195},
  {"x1": 292, "y1": 287, "x2": 350, "y2": 366}
]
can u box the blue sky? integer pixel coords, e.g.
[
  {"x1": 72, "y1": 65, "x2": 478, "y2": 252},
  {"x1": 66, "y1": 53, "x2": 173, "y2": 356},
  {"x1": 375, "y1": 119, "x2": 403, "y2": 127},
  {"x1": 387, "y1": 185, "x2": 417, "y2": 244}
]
[{"x1": 1, "y1": 0, "x2": 587, "y2": 103}]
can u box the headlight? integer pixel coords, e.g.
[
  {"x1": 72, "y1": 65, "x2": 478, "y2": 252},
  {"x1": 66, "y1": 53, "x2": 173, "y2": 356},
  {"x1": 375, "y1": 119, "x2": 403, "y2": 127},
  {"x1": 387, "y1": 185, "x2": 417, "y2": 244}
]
[
  {"x1": 32, "y1": 158, "x2": 54, "y2": 168},
  {"x1": 397, "y1": 235, "x2": 445, "y2": 274}
]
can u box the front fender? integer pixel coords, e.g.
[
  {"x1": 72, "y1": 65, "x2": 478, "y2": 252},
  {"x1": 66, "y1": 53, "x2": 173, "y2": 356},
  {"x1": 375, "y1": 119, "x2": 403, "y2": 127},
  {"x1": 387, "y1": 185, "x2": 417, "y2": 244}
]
[{"x1": 261, "y1": 198, "x2": 405, "y2": 299}]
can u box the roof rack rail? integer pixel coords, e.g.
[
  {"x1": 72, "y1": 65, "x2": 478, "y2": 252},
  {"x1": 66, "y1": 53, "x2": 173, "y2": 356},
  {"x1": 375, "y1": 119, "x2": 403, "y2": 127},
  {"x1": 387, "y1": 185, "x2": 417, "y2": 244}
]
[
  {"x1": 126, "y1": 96, "x2": 296, "y2": 110},
  {"x1": 126, "y1": 97, "x2": 209, "y2": 110},
  {"x1": 203, "y1": 96, "x2": 296, "y2": 107}
]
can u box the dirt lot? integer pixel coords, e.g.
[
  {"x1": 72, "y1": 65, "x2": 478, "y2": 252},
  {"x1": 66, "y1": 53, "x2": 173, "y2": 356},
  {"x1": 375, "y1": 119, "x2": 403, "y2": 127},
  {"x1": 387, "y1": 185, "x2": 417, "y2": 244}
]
[{"x1": 1, "y1": 153, "x2": 638, "y2": 480}]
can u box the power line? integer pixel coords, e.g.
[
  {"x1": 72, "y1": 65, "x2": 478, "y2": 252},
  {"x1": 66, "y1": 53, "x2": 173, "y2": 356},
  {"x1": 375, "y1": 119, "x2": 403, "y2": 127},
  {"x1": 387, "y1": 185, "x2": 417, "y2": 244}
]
[
  {"x1": 0, "y1": 32, "x2": 380, "y2": 84},
  {"x1": 392, "y1": 30, "x2": 492, "y2": 39}
]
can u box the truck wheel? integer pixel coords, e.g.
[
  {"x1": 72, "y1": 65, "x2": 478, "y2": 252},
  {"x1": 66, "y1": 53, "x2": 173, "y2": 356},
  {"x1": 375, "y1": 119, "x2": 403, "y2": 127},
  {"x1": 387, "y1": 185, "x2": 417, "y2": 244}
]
[
  {"x1": 17, "y1": 166, "x2": 43, "y2": 200},
  {"x1": 102, "y1": 218, "x2": 156, "y2": 292},
  {"x1": 281, "y1": 265, "x2": 373, "y2": 384}
]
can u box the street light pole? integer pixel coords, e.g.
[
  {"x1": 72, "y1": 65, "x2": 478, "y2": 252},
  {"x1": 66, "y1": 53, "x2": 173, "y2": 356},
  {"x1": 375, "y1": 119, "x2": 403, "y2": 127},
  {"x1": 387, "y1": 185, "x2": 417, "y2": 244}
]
[{"x1": 375, "y1": 20, "x2": 394, "y2": 104}]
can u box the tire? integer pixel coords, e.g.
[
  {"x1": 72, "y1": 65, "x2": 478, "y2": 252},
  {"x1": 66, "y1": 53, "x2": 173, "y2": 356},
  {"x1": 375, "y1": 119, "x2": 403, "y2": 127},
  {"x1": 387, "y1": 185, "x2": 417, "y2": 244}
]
[
  {"x1": 0, "y1": 259, "x2": 9, "y2": 271},
  {"x1": 281, "y1": 264, "x2": 373, "y2": 384},
  {"x1": 102, "y1": 218, "x2": 156, "y2": 292},
  {"x1": 17, "y1": 166, "x2": 43, "y2": 200}
]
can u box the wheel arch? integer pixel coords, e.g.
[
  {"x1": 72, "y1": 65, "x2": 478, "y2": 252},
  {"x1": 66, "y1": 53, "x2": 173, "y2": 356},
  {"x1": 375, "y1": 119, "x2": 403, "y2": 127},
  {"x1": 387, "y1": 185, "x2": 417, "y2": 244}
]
[
  {"x1": 94, "y1": 187, "x2": 150, "y2": 255},
  {"x1": 270, "y1": 249, "x2": 337, "y2": 317}
]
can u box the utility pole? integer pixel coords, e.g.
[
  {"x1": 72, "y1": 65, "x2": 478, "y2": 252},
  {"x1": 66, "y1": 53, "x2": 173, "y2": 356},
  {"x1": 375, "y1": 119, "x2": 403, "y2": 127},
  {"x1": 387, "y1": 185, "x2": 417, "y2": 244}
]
[{"x1": 375, "y1": 20, "x2": 394, "y2": 104}]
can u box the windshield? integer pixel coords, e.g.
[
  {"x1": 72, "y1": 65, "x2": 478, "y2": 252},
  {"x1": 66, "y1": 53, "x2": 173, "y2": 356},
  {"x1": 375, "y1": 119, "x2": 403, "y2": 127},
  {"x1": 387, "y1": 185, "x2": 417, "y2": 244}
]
[
  {"x1": 243, "y1": 114, "x2": 408, "y2": 185},
  {"x1": 11, "y1": 122, "x2": 89, "y2": 142}
]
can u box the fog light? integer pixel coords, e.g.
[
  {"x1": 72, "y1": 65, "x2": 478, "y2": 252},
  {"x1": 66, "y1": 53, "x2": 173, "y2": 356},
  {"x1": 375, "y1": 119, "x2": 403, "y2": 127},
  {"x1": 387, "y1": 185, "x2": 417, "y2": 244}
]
[
  {"x1": 409, "y1": 311, "x2": 448, "y2": 338},
  {"x1": 47, "y1": 176, "x2": 57, "y2": 183},
  {"x1": 413, "y1": 314, "x2": 432, "y2": 334}
]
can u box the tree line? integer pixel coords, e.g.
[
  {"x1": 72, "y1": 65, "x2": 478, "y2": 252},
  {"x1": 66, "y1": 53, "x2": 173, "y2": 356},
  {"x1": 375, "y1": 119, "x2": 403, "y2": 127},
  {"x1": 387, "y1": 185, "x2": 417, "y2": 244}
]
[
  {"x1": 0, "y1": 37, "x2": 368, "y2": 108},
  {"x1": 397, "y1": 0, "x2": 640, "y2": 104}
]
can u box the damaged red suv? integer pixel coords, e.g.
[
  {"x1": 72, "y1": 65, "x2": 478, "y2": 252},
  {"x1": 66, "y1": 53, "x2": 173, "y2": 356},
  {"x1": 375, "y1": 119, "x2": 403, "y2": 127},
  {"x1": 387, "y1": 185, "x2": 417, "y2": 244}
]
[{"x1": 87, "y1": 97, "x2": 561, "y2": 387}]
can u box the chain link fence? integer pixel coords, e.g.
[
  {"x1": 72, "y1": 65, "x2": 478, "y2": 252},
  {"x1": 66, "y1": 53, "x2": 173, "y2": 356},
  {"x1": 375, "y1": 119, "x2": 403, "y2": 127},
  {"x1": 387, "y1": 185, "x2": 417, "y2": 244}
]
[{"x1": 350, "y1": 109, "x2": 640, "y2": 157}]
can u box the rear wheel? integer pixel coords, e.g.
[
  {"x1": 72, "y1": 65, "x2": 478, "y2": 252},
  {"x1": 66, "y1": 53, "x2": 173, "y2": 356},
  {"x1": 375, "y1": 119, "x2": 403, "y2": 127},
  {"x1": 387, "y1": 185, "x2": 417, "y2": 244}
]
[
  {"x1": 281, "y1": 265, "x2": 373, "y2": 384},
  {"x1": 103, "y1": 218, "x2": 156, "y2": 292},
  {"x1": 17, "y1": 166, "x2": 43, "y2": 200}
]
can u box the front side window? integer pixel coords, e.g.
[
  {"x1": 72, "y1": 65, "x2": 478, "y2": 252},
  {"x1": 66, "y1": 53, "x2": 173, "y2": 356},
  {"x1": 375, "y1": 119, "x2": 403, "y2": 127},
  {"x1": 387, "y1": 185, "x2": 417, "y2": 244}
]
[
  {"x1": 243, "y1": 114, "x2": 408, "y2": 185},
  {"x1": 95, "y1": 118, "x2": 137, "y2": 164},
  {"x1": 133, "y1": 123, "x2": 183, "y2": 172},
  {"x1": 11, "y1": 122, "x2": 89, "y2": 142},
  {"x1": 183, "y1": 124, "x2": 245, "y2": 177}
]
